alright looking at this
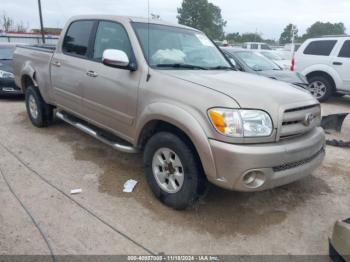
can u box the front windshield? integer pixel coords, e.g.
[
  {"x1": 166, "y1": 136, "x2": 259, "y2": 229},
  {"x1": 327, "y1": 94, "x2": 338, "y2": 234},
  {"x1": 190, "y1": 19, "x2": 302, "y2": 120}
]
[
  {"x1": 260, "y1": 51, "x2": 284, "y2": 61},
  {"x1": 235, "y1": 51, "x2": 281, "y2": 71},
  {"x1": 132, "y1": 22, "x2": 231, "y2": 69},
  {"x1": 0, "y1": 46, "x2": 15, "y2": 60}
]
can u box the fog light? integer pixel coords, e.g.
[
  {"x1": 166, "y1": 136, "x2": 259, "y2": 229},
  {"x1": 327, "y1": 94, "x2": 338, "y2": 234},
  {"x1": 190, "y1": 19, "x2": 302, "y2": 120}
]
[
  {"x1": 242, "y1": 171, "x2": 266, "y2": 188},
  {"x1": 243, "y1": 172, "x2": 256, "y2": 185}
]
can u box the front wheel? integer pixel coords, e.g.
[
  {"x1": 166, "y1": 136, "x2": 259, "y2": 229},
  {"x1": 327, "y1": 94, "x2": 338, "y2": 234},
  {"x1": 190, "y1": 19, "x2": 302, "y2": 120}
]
[
  {"x1": 307, "y1": 76, "x2": 334, "y2": 102},
  {"x1": 144, "y1": 132, "x2": 206, "y2": 210},
  {"x1": 25, "y1": 86, "x2": 54, "y2": 127}
]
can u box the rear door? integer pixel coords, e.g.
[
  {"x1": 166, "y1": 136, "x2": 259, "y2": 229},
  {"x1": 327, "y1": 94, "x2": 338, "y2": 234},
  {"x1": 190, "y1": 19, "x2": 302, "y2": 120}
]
[
  {"x1": 333, "y1": 39, "x2": 350, "y2": 90},
  {"x1": 80, "y1": 20, "x2": 141, "y2": 138},
  {"x1": 51, "y1": 20, "x2": 96, "y2": 114},
  {"x1": 296, "y1": 40, "x2": 337, "y2": 72}
]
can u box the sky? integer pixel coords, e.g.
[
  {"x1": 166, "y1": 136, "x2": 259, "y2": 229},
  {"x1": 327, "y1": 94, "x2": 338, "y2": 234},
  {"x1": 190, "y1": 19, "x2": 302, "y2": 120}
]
[{"x1": 1, "y1": 0, "x2": 350, "y2": 39}]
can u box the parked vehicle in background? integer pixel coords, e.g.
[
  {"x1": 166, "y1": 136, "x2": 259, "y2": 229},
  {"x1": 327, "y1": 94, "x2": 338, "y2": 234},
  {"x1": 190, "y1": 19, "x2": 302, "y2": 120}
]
[
  {"x1": 0, "y1": 43, "x2": 25, "y2": 95},
  {"x1": 13, "y1": 15, "x2": 325, "y2": 210},
  {"x1": 295, "y1": 36, "x2": 350, "y2": 101},
  {"x1": 222, "y1": 48, "x2": 308, "y2": 87},
  {"x1": 242, "y1": 42, "x2": 272, "y2": 50},
  {"x1": 279, "y1": 43, "x2": 302, "y2": 59},
  {"x1": 329, "y1": 217, "x2": 350, "y2": 261},
  {"x1": 259, "y1": 50, "x2": 291, "y2": 70}
]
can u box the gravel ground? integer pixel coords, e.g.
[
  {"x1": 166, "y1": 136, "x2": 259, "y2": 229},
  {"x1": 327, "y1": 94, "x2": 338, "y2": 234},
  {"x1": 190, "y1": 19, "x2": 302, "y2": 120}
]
[{"x1": 0, "y1": 95, "x2": 349, "y2": 256}]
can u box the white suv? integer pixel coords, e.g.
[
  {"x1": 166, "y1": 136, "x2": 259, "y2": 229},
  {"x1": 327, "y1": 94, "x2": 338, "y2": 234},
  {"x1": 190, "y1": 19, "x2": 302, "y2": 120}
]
[
  {"x1": 295, "y1": 36, "x2": 350, "y2": 101},
  {"x1": 242, "y1": 42, "x2": 272, "y2": 50}
]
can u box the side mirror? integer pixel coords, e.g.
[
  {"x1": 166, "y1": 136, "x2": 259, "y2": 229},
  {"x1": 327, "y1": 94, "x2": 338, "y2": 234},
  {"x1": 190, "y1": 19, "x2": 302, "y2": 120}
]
[{"x1": 102, "y1": 49, "x2": 136, "y2": 71}]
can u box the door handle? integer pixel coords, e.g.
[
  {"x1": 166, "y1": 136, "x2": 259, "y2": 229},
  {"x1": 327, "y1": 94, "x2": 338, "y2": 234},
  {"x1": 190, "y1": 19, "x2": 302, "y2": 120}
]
[
  {"x1": 52, "y1": 61, "x2": 61, "y2": 67},
  {"x1": 86, "y1": 71, "x2": 98, "y2": 77},
  {"x1": 333, "y1": 62, "x2": 343, "y2": 66}
]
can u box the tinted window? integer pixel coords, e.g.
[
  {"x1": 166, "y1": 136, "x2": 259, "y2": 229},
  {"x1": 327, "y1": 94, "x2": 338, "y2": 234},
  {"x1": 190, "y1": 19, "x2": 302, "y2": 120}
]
[
  {"x1": 93, "y1": 21, "x2": 132, "y2": 60},
  {"x1": 303, "y1": 40, "x2": 337, "y2": 56},
  {"x1": 63, "y1": 21, "x2": 94, "y2": 57},
  {"x1": 251, "y1": 44, "x2": 259, "y2": 50},
  {"x1": 339, "y1": 40, "x2": 350, "y2": 58}
]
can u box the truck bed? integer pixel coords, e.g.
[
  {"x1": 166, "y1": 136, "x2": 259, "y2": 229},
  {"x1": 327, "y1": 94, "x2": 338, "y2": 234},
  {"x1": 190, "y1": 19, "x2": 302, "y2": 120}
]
[
  {"x1": 19, "y1": 44, "x2": 56, "y2": 52},
  {"x1": 13, "y1": 44, "x2": 56, "y2": 100}
]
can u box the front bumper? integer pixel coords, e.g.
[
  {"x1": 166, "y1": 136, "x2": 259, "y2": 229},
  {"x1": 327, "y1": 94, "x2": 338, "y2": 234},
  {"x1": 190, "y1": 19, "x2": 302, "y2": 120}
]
[
  {"x1": 0, "y1": 78, "x2": 23, "y2": 95},
  {"x1": 208, "y1": 127, "x2": 325, "y2": 191}
]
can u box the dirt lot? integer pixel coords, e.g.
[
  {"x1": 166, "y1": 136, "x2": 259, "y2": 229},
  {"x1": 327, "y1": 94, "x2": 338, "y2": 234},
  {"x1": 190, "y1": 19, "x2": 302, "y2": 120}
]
[{"x1": 0, "y1": 95, "x2": 349, "y2": 256}]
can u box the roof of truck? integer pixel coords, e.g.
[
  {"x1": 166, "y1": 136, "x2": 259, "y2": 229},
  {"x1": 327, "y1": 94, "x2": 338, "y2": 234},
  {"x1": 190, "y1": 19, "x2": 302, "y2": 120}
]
[{"x1": 68, "y1": 15, "x2": 199, "y2": 32}]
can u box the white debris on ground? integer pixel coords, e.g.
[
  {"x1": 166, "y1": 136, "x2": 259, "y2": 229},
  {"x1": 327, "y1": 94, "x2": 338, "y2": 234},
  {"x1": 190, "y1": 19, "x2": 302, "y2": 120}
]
[
  {"x1": 70, "y1": 189, "x2": 82, "y2": 195},
  {"x1": 123, "y1": 179, "x2": 138, "y2": 193}
]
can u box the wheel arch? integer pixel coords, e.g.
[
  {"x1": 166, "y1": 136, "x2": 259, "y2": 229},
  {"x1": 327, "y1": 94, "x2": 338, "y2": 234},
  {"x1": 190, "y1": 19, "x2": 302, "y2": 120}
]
[
  {"x1": 136, "y1": 103, "x2": 217, "y2": 180},
  {"x1": 302, "y1": 65, "x2": 342, "y2": 90}
]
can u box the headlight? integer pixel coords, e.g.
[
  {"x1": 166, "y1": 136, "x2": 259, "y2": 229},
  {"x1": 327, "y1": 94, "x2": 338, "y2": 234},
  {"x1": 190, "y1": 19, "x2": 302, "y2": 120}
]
[
  {"x1": 208, "y1": 108, "x2": 273, "y2": 137},
  {"x1": 0, "y1": 70, "x2": 14, "y2": 79}
]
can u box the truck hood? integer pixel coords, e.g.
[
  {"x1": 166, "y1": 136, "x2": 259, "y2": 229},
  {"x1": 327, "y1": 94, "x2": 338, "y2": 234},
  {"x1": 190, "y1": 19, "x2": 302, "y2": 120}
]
[
  {"x1": 257, "y1": 70, "x2": 307, "y2": 85},
  {"x1": 162, "y1": 70, "x2": 315, "y2": 112}
]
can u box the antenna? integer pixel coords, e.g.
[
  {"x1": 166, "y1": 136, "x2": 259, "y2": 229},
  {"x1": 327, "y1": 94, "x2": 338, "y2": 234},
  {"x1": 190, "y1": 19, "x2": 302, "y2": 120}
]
[
  {"x1": 147, "y1": 0, "x2": 151, "y2": 81},
  {"x1": 37, "y1": 0, "x2": 46, "y2": 44}
]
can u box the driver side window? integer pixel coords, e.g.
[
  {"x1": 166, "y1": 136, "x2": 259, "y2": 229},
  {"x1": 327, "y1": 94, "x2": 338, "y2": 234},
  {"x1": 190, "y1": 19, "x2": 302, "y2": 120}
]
[{"x1": 93, "y1": 21, "x2": 132, "y2": 61}]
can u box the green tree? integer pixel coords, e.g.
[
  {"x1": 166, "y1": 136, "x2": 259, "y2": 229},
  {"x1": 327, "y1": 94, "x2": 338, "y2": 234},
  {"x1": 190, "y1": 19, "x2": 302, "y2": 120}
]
[
  {"x1": 177, "y1": 0, "x2": 227, "y2": 40},
  {"x1": 279, "y1": 24, "x2": 298, "y2": 44},
  {"x1": 302, "y1": 22, "x2": 346, "y2": 40},
  {"x1": 226, "y1": 32, "x2": 241, "y2": 43},
  {"x1": 240, "y1": 33, "x2": 263, "y2": 42},
  {"x1": 1, "y1": 13, "x2": 14, "y2": 32}
]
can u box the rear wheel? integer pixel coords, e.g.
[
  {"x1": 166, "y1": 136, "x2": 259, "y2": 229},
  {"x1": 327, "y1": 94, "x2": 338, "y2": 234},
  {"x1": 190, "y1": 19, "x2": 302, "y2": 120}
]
[
  {"x1": 25, "y1": 86, "x2": 54, "y2": 127},
  {"x1": 307, "y1": 75, "x2": 334, "y2": 102},
  {"x1": 144, "y1": 132, "x2": 206, "y2": 210}
]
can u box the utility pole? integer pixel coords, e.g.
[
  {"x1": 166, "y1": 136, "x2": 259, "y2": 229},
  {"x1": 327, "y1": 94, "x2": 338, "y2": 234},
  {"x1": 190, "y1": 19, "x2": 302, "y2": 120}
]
[{"x1": 38, "y1": 0, "x2": 45, "y2": 44}]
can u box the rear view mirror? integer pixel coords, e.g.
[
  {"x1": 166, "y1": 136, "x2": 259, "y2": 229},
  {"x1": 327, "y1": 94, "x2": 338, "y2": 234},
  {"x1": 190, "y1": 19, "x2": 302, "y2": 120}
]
[{"x1": 102, "y1": 49, "x2": 136, "y2": 71}]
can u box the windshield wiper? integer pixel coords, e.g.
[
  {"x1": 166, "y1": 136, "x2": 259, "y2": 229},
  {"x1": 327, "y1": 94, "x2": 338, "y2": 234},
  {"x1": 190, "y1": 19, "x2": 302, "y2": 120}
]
[
  {"x1": 209, "y1": 65, "x2": 234, "y2": 70},
  {"x1": 155, "y1": 63, "x2": 208, "y2": 70}
]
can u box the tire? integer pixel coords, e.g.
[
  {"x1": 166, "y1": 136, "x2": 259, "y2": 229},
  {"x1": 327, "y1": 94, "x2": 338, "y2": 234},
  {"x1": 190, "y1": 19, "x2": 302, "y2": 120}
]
[
  {"x1": 144, "y1": 132, "x2": 206, "y2": 210},
  {"x1": 25, "y1": 85, "x2": 54, "y2": 127},
  {"x1": 307, "y1": 75, "x2": 334, "y2": 102}
]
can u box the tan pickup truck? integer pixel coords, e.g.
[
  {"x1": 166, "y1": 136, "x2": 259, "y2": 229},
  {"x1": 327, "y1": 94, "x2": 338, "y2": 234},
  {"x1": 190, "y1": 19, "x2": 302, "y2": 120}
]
[{"x1": 13, "y1": 15, "x2": 325, "y2": 209}]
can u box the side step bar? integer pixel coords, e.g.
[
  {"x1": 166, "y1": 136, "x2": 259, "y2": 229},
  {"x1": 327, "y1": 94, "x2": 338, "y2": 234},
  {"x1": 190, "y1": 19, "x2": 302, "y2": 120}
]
[{"x1": 56, "y1": 111, "x2": 139, "y2": 154}]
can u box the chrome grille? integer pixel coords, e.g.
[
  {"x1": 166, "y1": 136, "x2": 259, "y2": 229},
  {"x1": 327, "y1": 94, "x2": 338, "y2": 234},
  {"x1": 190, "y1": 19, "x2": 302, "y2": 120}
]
[{"x1": 279, "y1": 104, "x2": 321, "y2": 140}]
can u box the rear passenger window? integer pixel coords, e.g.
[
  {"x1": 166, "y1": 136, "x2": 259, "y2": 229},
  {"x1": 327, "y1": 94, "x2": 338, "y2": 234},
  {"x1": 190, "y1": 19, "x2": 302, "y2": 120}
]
[
  {"x1": 339, "y1": 40, "x2": 350, "y2": 58},
  {"x1": 63, "y1": 21, "x2": 94, "y2": 57},
  {"x1": 93, "y1": 21, "x2": 132, "y2": 60},
  {"x1": 303, "y1": 40, "x2": 337, "y2": 56}
]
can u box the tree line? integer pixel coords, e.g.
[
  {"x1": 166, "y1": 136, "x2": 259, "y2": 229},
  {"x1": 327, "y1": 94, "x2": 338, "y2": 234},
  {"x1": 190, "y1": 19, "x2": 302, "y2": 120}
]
[
  {"x1": 0, "y1": 12, "x2": 28, "y2": 33},
  {"x1": 177, "y1": 0, "x2": 347, "y2": 44}
]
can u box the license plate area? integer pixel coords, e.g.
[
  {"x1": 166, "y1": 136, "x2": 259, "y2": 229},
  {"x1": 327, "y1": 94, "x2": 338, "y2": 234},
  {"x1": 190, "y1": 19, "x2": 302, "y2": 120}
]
[{"x1": 2, "y1": 87, "x2": 16, "y2": 92}]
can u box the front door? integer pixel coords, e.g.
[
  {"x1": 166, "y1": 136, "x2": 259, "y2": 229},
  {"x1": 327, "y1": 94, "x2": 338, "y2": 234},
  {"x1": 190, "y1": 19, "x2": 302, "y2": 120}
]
[{"x1": 81, "y1": 20, "x2": 141, "y2": 139}]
